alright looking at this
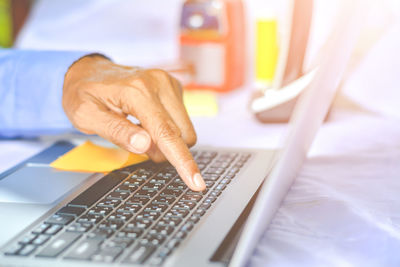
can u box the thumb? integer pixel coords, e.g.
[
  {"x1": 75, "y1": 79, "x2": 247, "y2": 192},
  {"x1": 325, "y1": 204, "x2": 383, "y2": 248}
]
[{"x1": 93, "y1": 110, "x2": 152, "y2": 154}]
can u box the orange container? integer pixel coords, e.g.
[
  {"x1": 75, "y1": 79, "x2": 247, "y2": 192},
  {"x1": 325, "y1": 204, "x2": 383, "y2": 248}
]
[{"x1": 179, "y1": 0, "x2": 245, "y2": 92}]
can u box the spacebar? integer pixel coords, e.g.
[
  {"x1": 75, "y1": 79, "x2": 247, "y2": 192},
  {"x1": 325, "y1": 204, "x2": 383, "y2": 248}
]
[{"x1": 68, "y1": 172, "x2": 128, "y2": 208}]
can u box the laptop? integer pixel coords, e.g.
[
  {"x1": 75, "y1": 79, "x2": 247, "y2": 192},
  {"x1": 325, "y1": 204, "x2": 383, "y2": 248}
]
[{"x1": 0, "y1": 1, "x2": 361, "y2": 266}]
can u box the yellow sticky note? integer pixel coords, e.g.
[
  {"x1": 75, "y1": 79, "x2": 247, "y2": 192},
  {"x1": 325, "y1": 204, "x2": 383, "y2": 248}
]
[
  {"x1": 183, "y1": 90, "x2": 218, "y2": 117},
  {"x1": 256, "y1": 19, "x2": 279, "y2": 87},
  {"x1": 50, "y1": 141, "x2": 148, "y2": 173}
]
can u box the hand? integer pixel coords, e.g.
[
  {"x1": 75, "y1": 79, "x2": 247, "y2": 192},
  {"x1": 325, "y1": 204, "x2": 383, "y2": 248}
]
[{"x1": 62, "y1": 55, "x2": 206, "y2": 191}]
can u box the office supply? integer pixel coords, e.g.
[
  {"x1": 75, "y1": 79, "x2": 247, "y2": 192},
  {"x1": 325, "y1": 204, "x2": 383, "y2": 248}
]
[
  {"x1": 50, "y1": 141, "x2": 149, "y2": 173},
  {"x1": 183, "y1": 90, "x2": 219, "y2": 117},
  {"x1": 179, "y1": 0, "x2": 245, "y2": 92}
]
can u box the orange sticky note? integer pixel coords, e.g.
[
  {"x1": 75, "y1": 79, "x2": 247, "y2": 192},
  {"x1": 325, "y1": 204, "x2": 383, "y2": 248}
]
[{"x1": 50, "y1": 141, "x2": 149, "y2": 173}]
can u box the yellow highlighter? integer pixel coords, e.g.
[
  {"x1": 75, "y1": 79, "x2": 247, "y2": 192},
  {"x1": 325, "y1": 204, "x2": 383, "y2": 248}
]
[{"x1": 255, "y1": 18, "x2": 279, "y2": 90}]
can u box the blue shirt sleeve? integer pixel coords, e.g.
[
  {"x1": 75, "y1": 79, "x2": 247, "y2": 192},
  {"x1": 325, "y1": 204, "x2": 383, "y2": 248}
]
[{"x1": 0, "y1": 49, "x2": 89, "y2": 138}]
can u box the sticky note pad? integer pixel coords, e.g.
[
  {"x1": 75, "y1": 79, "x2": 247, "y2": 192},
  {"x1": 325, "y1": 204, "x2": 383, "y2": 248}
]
[
  {"x1": 183, "y1": 90, "x2": 218, "y2": 117},
  {"x1": 50, "y1": 141, "x2": 148, "y2": 173}
]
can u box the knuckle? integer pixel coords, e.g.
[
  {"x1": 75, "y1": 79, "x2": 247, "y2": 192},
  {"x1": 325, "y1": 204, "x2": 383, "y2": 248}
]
[
  {"x1": 105, "y1": 119, "x2": 127, "y2": 142},
  {"x1": 147, "y1": 68, "x2": 170, "y2": 79},
  {"x1": 129, "y1": 77, "x2": 147, "y2": 90},
  {"x1": 155, "y1": 120, "x2": 181, "y2": 142},
  {"x1": 184, "y1": 132, "x2": 197, "y2": 147}
]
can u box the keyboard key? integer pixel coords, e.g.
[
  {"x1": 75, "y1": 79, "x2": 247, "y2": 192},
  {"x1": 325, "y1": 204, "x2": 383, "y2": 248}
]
[
  {"x1": 194, "y1": 208, "x2": 206, "y2": 216},
  {"x1": 18, "y1": 244, "x2": 36, "y2": 256},
  {"x1": 115, "y1": 184, "x2": 136, "y2": 193},
  {"x1": 200, "y1": 202, "x2": 212, "y2": 210},
  {"x1": 64, "y1": 238, "x2": 102, "y2": 260},
  {"x1": 32, "y1": 223, "x2": 50, "y2": 235},
  {"x1": 136, "y1": 189, "x2": 157, "y2": 198},
  {"x1": 124, "y1": 178, "x2": 145, "y2": 187},
  {"x1": 137, "y1": 210, "x2": 160, "y2": 221},
  {"x1": 56, "y1": 206, "x2": 85, "y2": 217},
  {"x1": 66, "y1": 222, "x2": 92, "y2": 233},
  {"x1": 107, "y1": 212, "x2": 133, "y2": 222},
  {"x1": 91, "y1": 246, "x2": 123, "y2": 263},
  {"x1": 107, "y1": 191, "x2": 130, "y2": 201},
  {"x1": 173, "y1": 200, "x2": 196, "y2": 210},
  {"x1": 18, "y1": 233, "x2": 37, "y2": 245},
  {"x1": 165, "y1": 209, "x2": 189, "y2": 218},
  {"x1": 173, "y1": 230, "x2": 187, "y2": 240},
  {"x1": 78, "y1": 214, "x2": 103, "y2": 224},
  {"x1": 98, "y1": 219, "x2": 124, "y2": 230},
  {"x1": 149, "y1": 177, "x2": 168, "y2": 184},
  {"x1": 160, "y1": 188, "x2": 183, "y2": 198},
  {"x1": 44, "y1": 224, "x2": 62, "y2": 235},
  {"x1": 220, "y1": 178, "x2": 231, "y2": 185},
  {"x1": 87, "y1": 228, "x2": 115, "y2": 239},
  {"x1": 153, "y1": 196, "x2": 176, "y2": 205},
  {"x1": 117, "y1": 228, "x2": 143, "y2": 239},
  {"x1": 205, "y1": 168, "x2": 225, "y2": 175},
  {"x1": 202, "y1": 174, "x2": 220, "y2": 181},
  {"x1": 97, "y1": 199, "x2": 121, "y2": 209},
  {"x1": 123, "y1": 244, "x2": 156, "y2": 264},
  {"x1": 45, "y1": 214, "x2": 74, "y2": 225},
  {"x1": 181, "y1": 194, "x2": 202, "y2": 202},
  {"x1": 209, "y1": 191, "x2": 221, "y2": 198},
  {"x1": 4, "y1": 243, "x2": 23, "y2": 255},
  {"x1": 68, "y1": 171, "x2": 128, "y2": 208},
  {"x1": 187, "y1": 189, "x2": 208, "y2": 195},
  {"x1": 145, "y1": 203, "x2": 168, "y2": 213},
  {"x1": 118, "y1": 203, "x2": 142, "y2": 214},
  {"x1": 205, "y1": 180, "x2": 215, "y2": 187},
  {"x1": 158, "y1": 217, "x2": 182, "y2": 227},
  {"x1": 204, "y1": 196, "x2": 217, "y2": 204},
  {"x1": 188, "y1": 215, "x2": 201, "y2": 224},
  {"x1": 214, "y1": 184, "x2": 227, "y2": 191},
  {"x1": 127, "y1": 196, "x2": 150, "y2": 206},
  {"x1": 167, "y1": 182, "x2": 186, "y2": 191},
  {"x1": 36, "y1": 232, "x2": 81, "y2": 258},
  {"x1": 88, "y1": 206, "x2": 113, "y2": 216},
  {"x1": 31, "y1": 235, "x2": 50, "y2": 246},
  {"x1": 140, "y1": 234, "x2": 165, "y2": 246},
  {"x1": 180, "y1": 222, "x2": 194, "y2": 232},
  {"x1": 103, "y1": 237, "x2": 133, "y2": 249},
  {"x1": 126, "y1": 218, "x2": 152, "y2": 229},
  {"x1": 149, "y1": 225, "x2": 174, "y2": 236},
  {"x1": 165, "y1": 238, "x2": 181, "y2": 250}
]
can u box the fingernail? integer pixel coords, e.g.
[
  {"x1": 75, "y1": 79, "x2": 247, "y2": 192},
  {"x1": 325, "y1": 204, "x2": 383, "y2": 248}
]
[
  {"x1": 129, "y1": 133, "x2": 150, "y2": 153},
  {"x1": 192, "y1": 173, "x2": 206, "y2": 190}
]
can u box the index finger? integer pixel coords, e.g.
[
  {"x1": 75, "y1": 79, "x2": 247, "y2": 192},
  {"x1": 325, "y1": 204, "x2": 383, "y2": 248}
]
[{"x1": 129, "y1": 93, "x2": 206, "y2": 191}]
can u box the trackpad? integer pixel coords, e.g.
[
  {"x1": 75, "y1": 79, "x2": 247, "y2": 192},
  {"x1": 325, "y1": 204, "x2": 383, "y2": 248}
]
[{"x1": 0, "y1": 165, "x2": 92, "y2": 204}]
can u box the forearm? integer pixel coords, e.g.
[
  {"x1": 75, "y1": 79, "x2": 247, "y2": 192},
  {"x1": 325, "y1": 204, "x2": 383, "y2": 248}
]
[{"x1": 0, "y1": 49, "x2": 88, "y2": 138}]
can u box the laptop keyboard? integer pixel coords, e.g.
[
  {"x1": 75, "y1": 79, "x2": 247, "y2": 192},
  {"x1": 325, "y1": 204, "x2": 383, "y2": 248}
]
[{"x1": 3, "y1": 150, "x2": 251, "y2": 265}]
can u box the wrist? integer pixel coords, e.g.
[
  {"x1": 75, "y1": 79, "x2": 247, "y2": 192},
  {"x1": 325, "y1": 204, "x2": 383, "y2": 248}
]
[{"x1": 64, "y1": 53, "x2": 111, "y2": 88}]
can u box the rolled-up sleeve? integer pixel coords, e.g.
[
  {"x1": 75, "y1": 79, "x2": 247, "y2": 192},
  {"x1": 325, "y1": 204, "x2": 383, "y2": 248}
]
[{"x1": 0, "y1": 49, "x2": 88, "y2": 138}]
